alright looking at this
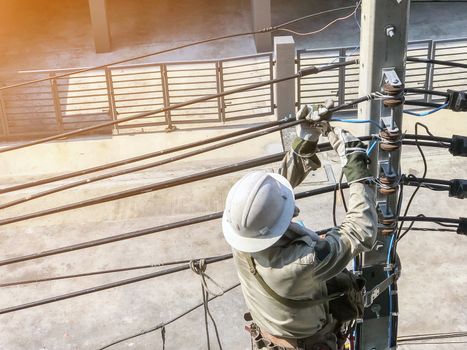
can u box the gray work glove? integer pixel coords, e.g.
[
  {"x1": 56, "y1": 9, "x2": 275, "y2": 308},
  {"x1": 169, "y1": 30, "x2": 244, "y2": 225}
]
[
  {"x1": 328, "y1": 127, "x2": 371, "y2": 183},
  {"x1": 295, "y1": 105, "x2": 321, "y2": 142}
]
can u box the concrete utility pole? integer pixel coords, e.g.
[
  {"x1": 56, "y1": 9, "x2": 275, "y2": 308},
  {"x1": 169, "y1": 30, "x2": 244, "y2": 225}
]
[{"x1": 357, "y1": 1, "x2": 410, "y2": 349}]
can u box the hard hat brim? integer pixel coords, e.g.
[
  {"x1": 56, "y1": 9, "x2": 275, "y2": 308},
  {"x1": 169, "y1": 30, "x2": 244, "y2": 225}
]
[{"x1": 222, "y1": 173, "x2": 295, "y2": 253}]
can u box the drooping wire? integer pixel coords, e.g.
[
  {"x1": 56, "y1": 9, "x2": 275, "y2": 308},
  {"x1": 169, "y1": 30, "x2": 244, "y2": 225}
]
[
  {"x1": 0, "y1": 259, "x2": 193, "y2": 288},
  {"x1": 403, "y1": 102, "x2": 448, "y2": 116},
  {"x1": 395, "y1": 122, "x2": 429, "y2": 243},
  {"x1": 0, "y1": 5, "x2": 357, "y2": 93},
  {"x1": 276, "y1": 1, "x2": 361, "y2": 36},
  {"x1": 0, "y1": 254, "x2": 233, "y2": 315},
  {"x1": 98, "y1": 282, "x2": 240, "y2": 350},
  {"x1": 329, "y1": 118, "x2": 384, "y2": 130}
]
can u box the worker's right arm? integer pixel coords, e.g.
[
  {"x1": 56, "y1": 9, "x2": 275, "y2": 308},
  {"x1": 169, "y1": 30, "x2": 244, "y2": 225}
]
[{"x1": 310, "y1": 128, "x2": 378, "y2": 282}]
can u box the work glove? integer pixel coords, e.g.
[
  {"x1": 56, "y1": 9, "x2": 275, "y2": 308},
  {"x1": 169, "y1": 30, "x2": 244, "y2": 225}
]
[
  {"x1": 328, "y1": 127, "x2": 371, "y2": 183},
  {"x1": 295, "y1": 105, "x2": 321, "y2": 142},
  {"x1": 295, "y1": 100, "x2": 335, "y2": 140}
]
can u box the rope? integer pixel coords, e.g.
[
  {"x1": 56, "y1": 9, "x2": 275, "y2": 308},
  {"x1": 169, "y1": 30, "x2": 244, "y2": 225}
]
[{"x1": 190, "y1": 259, "x2": 225, "y2": 350}]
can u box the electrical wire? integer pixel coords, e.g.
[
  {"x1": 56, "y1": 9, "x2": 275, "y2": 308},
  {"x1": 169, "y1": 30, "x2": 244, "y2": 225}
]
[
  {"x1": 0, "y1": 137, "x2": 451, "y2": 227},
  {"x1": 403, "y1": 100, "x2": 444, "y2": 108},
  {"x1": 0, "y1": 5, "x2": 358, "y2": 93},
  {"x1": 403, "y1": 102, "x2": 448, "y2": 116},
  {"x1": 0, "y1": 119, "x2": 302, "y2": 210},
  {"x1": 0, "y1": 60, "x2": 358, "y2": 154},
  {"x1": 0, "y1": 183, "x2": 350, "y2": 267},
  {"x1": 406, "y1": 57, "x2": 467, "y2": 70},
  {"x1": 0, "y1": 254, "x2": 233, "y2": 315},
  {"x1": 276, "y1": 2, "x2": 361, "y2": 36},
  {"x1": 0, "y1": 118, "x2": 294, "y2": 195},
  {"x1": 395, "y1": 122, "x2": 429, "y2": 243},
  {"x1": 330, "y1": 118, "x2": 384, "y2": 130},
  {"x1": 404, "y1": 87, "x2": 450, "y2": 98},
  {"x1": 398, "y1": 331, "x2": 467, "y2": 341},
  {"x1": 0, "y1": 259, "x2": 192, "y2": 288},
  {"x1": 98, "y1": 282, "x2": 241, "y2": 350},
  {"x1": 0, "y1": 178, "x2": 451, "y2": 270}
]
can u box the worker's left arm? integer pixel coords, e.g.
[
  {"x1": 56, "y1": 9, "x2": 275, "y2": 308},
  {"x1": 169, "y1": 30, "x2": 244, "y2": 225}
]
[{"x1": 278, "y1": 105, "x2": 321, "y2": 188}]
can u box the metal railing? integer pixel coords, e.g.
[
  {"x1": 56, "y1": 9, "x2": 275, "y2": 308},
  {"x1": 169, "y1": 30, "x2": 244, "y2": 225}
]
[
  {"x1": 0, "y1": 53, "x2": 273, "y2": 140},
  {"x1": 297, "y1": 37, "x2": 467, "y2": 111},
  {"x1": 1, "y1": 37, "x2": 466, "y2": 141}
]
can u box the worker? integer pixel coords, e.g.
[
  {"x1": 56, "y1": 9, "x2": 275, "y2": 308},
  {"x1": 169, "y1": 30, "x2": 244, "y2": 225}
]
[{"x1": 222, "y1": 105, "x2": 377, "y2": 350}]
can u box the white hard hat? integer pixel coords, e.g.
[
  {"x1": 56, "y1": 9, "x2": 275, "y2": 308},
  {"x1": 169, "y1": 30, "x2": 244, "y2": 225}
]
[{"x1": 222, "y1": 171, "x2": 295, "y2": 253}]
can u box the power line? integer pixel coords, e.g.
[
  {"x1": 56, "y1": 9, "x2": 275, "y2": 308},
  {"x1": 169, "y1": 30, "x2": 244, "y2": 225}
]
[
  {"x1": 0, "y1": 254, "x2": 233, "y2": 315},
  {"x1": 407, "y1": 57, "x2": 467, "y2": 69},
  {"x1": 0, "y1": 259, "x2": 192, "y2": 288},
  {"x1": 276, "y1": 2, "x2": 360, "y2": 36},
  {"x1": 0, "y1": 137, "x2": 451, "y2": 227},
  {"x1": 0, "y1": 136, "x2": 450, "y2": 226},
  {"x1": 0, "y1": 5, "x2": 356, "y2": 92},
  {"x1": 0, "y1": 179, "x2": 453, "y2": 268},
  {"x1": 0, "y1": 118, "x2": 293, "y2": 194},
  {"x1": 98, "y1": 282, "x2": 241, "y2": 350},
  {"x1": 0, "y1": 118, "x2": 302, "y2": 210},
  {"x1": 0, "y1": 59, "x2": 357, "y2": 154}
]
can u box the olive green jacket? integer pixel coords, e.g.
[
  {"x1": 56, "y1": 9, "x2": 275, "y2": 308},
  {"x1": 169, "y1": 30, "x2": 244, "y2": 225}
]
[{"x1": 232, "y1": 138, "x2": 377, "y2": 338}]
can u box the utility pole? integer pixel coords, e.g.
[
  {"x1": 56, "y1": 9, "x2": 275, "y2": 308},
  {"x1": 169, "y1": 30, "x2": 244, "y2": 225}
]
[{"x1": 357, "y1": 1, "x2": 410, "y2": 349}]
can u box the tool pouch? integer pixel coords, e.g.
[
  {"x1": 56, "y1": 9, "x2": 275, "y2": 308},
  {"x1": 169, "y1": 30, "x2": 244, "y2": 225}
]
[{"x1": 326, "y1": 269, "x2": 365, "y2": 322}]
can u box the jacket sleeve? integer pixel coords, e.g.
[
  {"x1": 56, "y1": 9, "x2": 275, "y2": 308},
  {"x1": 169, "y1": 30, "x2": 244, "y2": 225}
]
[
  {"x1": 311, "y1": 182, "x2": 377, "y2": 282},
  {"x1": 278, "y1": 137, "x2": 321, "y2": 188}
]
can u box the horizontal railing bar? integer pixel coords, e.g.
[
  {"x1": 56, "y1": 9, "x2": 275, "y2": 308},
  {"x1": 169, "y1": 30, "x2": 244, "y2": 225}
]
[{"x1": 222, "y1": 67, "x2": 270, "y2": 76}]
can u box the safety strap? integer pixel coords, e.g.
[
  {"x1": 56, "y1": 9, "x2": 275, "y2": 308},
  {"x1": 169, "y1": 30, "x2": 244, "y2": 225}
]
[{"x1": 246, "y1": 255, "x2": 345, "y2": 308}]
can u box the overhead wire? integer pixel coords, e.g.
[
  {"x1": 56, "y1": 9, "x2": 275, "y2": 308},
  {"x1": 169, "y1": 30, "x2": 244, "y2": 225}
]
[
  {"x1": 275, "y1": 2, "x2": 361, "y2": 36},
  {"x1": 0, "y1": 254, "x2": 233, "y2": 315},
  {"x1": 0, "y1": 118, "x2": 295, "y2": 194},
  {"x1": 0, "y1": 118, "x2": 303, "y2": 210},
  {"x1": 0, "y1": 136, "x2": 451, "y2": 226},
  {"x1": 403, "y1": 102, "x2": 449, "y2": 116},
  {"x1": 0, "y1": 178, "x2": 455, "y2": 269},
  {"x1": 406, "y1": 57, "x2": 467, "y2": 70},
  {"x1": 0, "y1": 59, "x2": 358, "y2": 154},
  {"x1": 98, "y1": 282, "x2": 241, "y2": 350},
  {"x1": 0, "y1": 259, "x2": 192, "y2": 288},
  {"x1": 0, "y1": 5, "x2": 358, "y2": 93}
]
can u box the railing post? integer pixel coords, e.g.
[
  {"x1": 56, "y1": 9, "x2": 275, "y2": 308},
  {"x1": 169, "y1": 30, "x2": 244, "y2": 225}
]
[
  {"x1": 160, "y1": 64, "x2": 175, "y2": 132},
  {"x1": 338, "y1": 48, "x2": 347, "y2": 106},
  {"x1": 216, "y1": 61, "x2": 226, "y2": 123},
  {"x1": 104, "y1": 67, "x2": 118, "y2": 124},
  {"x1": 426, "y1": 40, "x2": 436, "y2": 103},
  {"x1": 0, "y1": 88, "x2": 9, "y2": 137},
  {"x1": 274, "y1": 36, "x2": 296, "y2": 120},
  {"x1": 49, "y1": 73, "x2": 64, "y2": 132}
]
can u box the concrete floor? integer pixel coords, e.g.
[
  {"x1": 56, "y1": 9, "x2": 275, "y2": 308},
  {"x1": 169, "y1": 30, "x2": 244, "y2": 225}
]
[
  {"x1": 0, "y1": 111, "x2": 466, "y2": 349},
  {"x1": 0, "y1": 1, "x2": 467, "y2": 349}
]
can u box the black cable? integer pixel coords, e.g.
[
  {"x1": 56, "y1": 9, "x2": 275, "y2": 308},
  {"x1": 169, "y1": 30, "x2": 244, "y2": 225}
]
[
  {"x1": 0, "y1": 259, "x2": 192, "y2": 288},
  {"x1": 398, "y1": 331, "x2": 467, "y2": 341},
  {"x1": 0, "y1": 118, "x2": 294, "y2": 195},
  {"x1": 0, "y1": 178, "x2": 450, "y2": 268},
  {"x1": 0, "y1": 137, "x2": 449, "y2": 227},
  {"x1": 0, "y1": 119, "x2": 302, "y2": 210},
  {"x1": 98, "y1": 282, "x2": 240, "y2": 350},
  {"x1": 404, "y1": 87, "x2": 450, "y2": 97},
  {"x1": 395, "y1": 122, "x2": 429, "y2": 242},
  {"x1": 400, "y1": 227, "x2": 457, "y2": 232},
  {"x1": 404, "y1": 100, "x2": 444, "y2": 108},
  {"x1": 0, "y1": 5, "x2": 356, "y2": 93},
  {"x1": 407, "y1": 57, "x2": 467, "y2": 69},
  {"x1": 0, "y1": 254, "x2": 233, "y2": 315},
  {"x1": 398, "y1": 216, "x2": 461, "y2": 225},
  {"x1": 0, "y1": 152, "x2": 286, "y2": 226},
  {"x1": 0, "y1": 61, "x2": 358, "y2": 154}
]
